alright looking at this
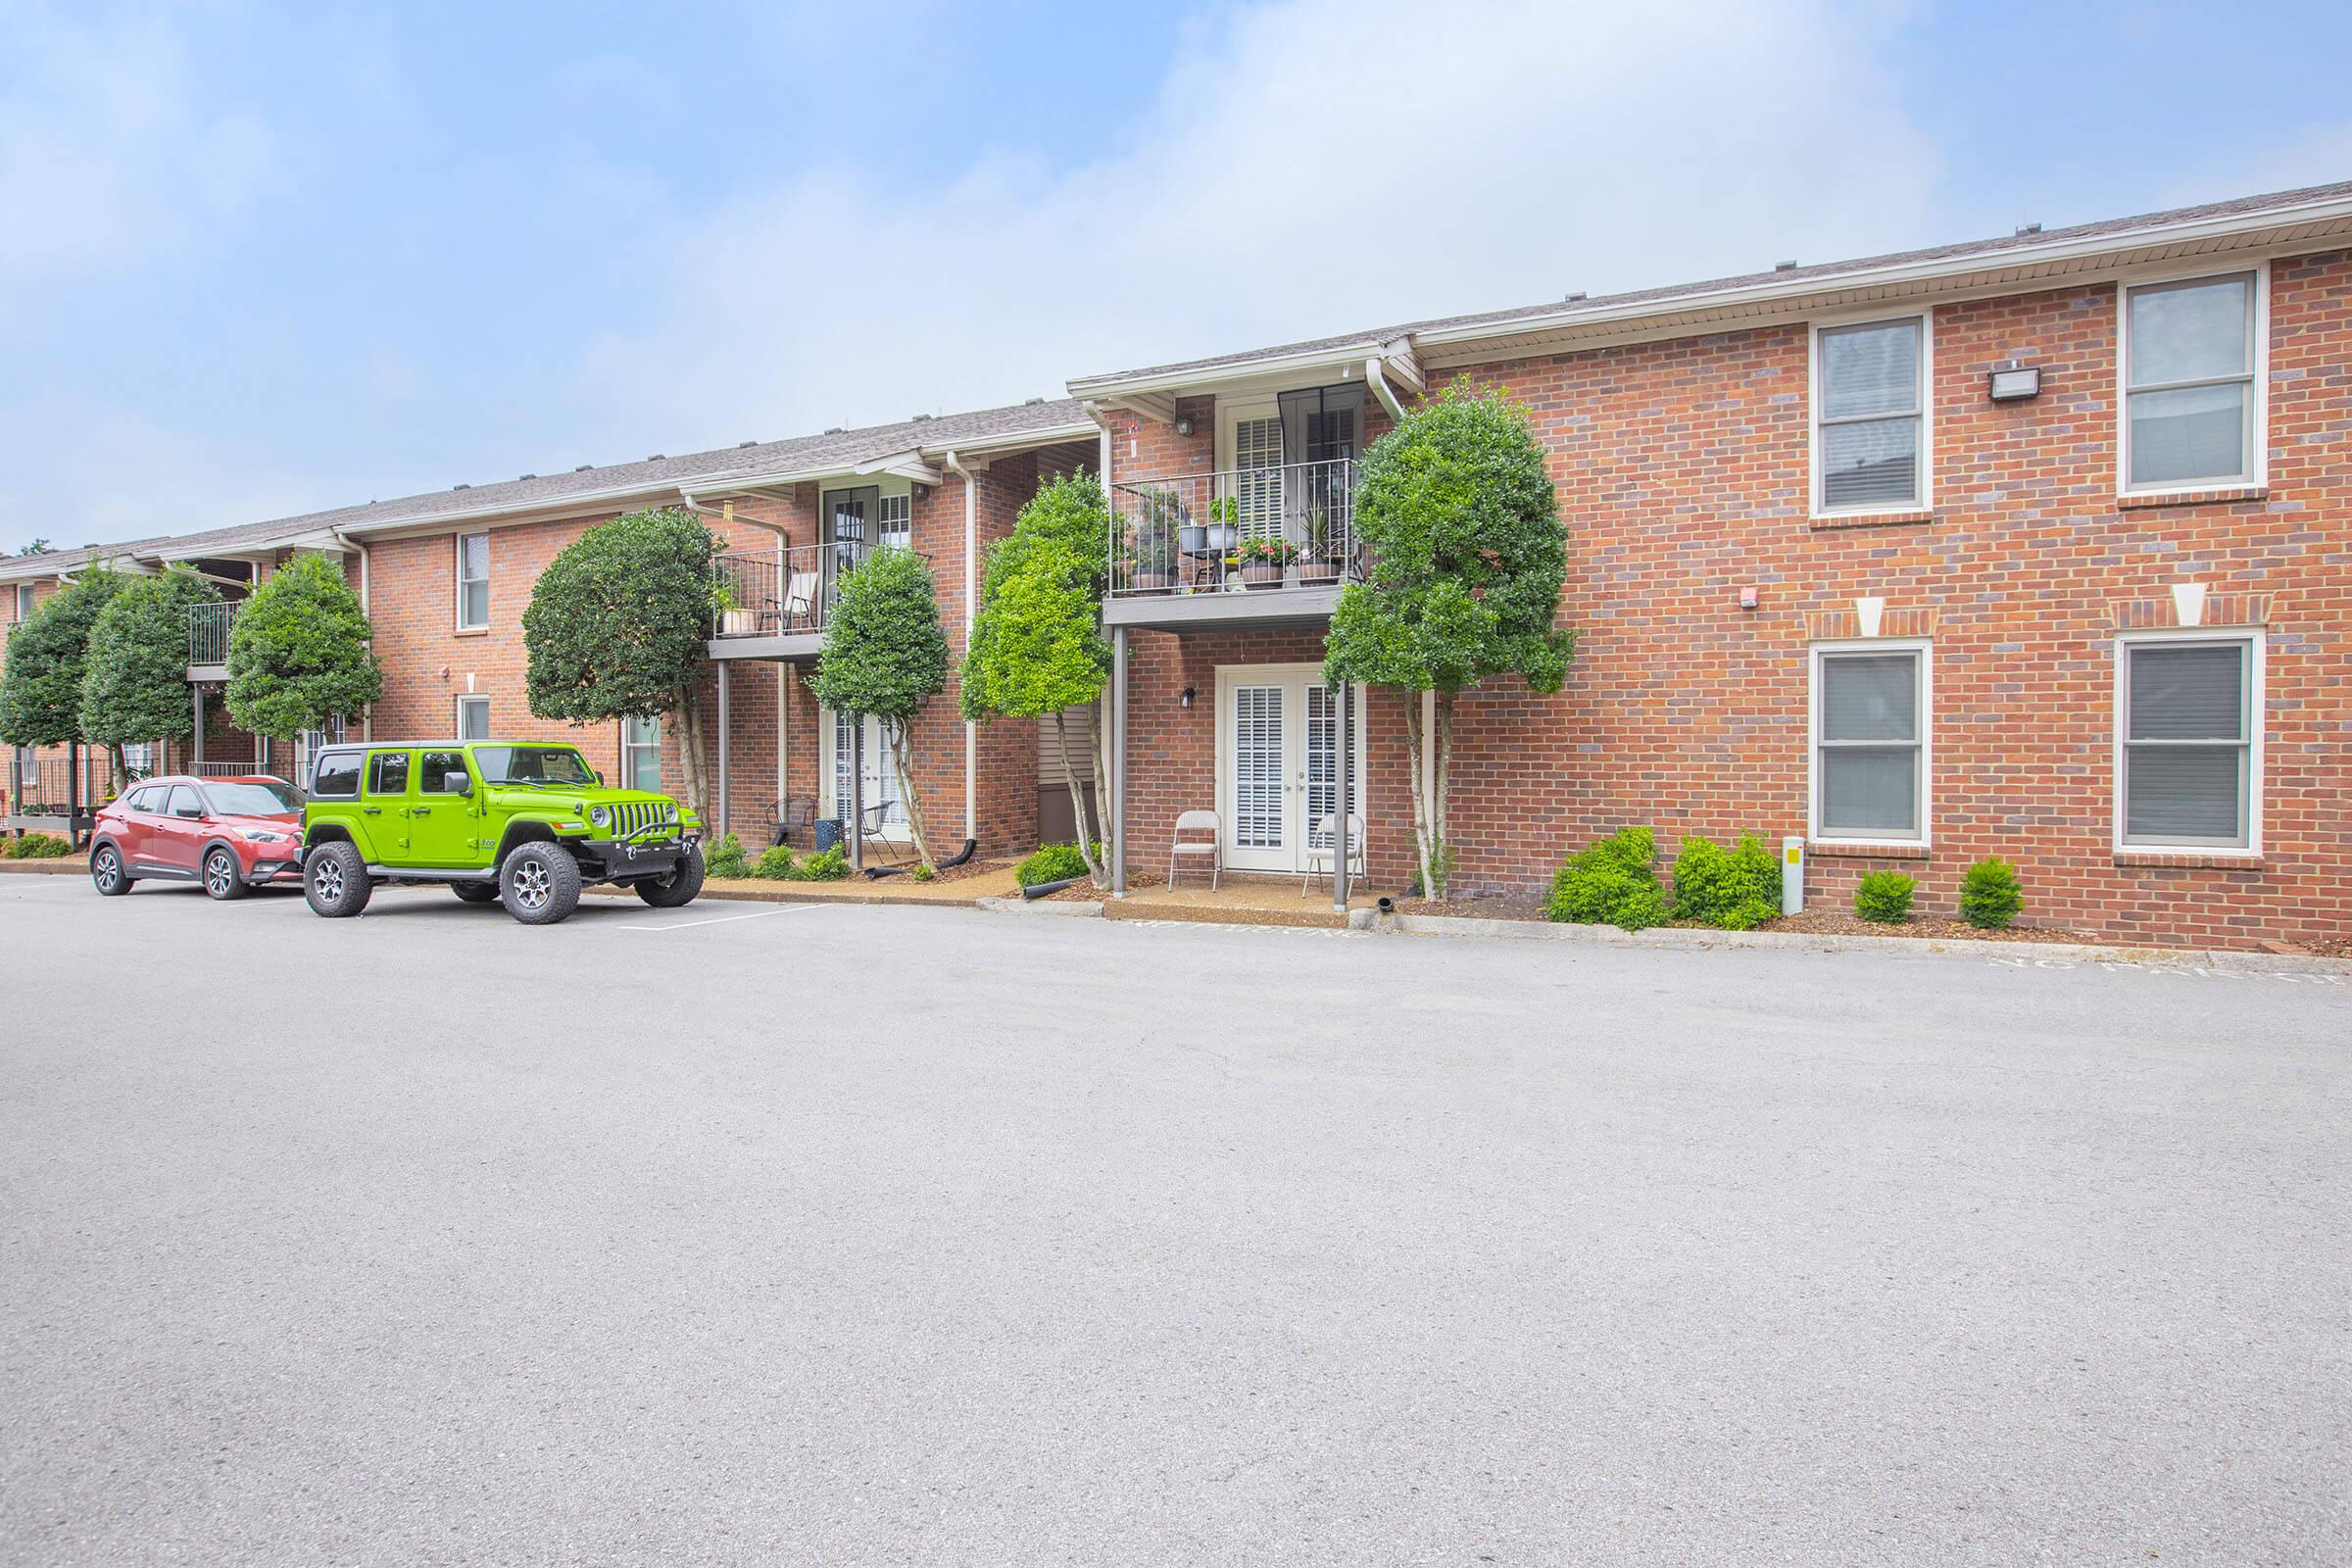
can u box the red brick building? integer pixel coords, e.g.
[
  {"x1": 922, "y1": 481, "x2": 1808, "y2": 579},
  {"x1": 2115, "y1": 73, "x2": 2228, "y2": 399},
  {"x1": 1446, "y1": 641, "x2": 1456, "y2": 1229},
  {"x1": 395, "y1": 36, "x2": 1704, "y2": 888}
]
[{"x1": 1069, "y1": 182, "x2": 2352, "y2": 951}]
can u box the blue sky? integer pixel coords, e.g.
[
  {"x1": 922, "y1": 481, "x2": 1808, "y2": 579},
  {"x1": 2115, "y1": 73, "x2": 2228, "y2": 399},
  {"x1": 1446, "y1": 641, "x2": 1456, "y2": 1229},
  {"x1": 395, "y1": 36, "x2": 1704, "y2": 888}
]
[{"x1": 3, "y1": 0, "x2": 2347, "y2": 553}]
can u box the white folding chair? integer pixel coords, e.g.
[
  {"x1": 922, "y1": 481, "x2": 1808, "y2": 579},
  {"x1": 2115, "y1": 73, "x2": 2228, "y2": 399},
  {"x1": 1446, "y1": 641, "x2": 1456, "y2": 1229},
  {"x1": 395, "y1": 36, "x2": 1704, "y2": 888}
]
[
  {"x1": 1167, "y1": 809, "x2": 1221, "y2": 890},
  {"x1": 1301, "y1": 812, "x2": 1367, "y2": 898},
  {"x1": 782, "y1": 570, "x2": 818, "y2": 630}
]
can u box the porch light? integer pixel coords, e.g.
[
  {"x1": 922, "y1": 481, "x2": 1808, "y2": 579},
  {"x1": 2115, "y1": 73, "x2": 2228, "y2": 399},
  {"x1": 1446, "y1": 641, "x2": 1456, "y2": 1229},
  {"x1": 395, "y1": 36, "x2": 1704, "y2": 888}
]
[
  {"x1": 1988, "y1": 361, "x2": 2041, "y2": 401},
  {"x1": 1175, "y1": 416, "x2": 1195, "y2": 437},
  {"x1": 1180, "y1": 686, "x2": 1195, "y2": 708}
]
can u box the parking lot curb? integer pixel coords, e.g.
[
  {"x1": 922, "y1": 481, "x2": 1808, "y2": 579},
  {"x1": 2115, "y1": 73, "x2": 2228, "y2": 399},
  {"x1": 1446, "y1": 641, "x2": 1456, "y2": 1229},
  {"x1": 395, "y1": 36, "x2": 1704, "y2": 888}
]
[
  {"x1": 0, "y1": 859, "x2": 84, "y2": 876},
  {"x1": 1372, "y1": 910, "x2": 2352, "y2": 972},
  {"x1": 976, "y1": 895, "x2": 1104, "y2": 917},
  {"x1": 581, "y1": 882, "x2": 995, "y2": 912}
]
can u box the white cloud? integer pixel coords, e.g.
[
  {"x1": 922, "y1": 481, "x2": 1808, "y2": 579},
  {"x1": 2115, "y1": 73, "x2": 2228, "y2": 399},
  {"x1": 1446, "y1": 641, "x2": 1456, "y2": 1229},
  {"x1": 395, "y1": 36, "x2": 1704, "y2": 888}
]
[
  {"x1": 0, "y1": 2, "x2": 281, "y2": 311},
  {"x1": 571, "y1": 0, "x2": 1939, "y2": 448}
]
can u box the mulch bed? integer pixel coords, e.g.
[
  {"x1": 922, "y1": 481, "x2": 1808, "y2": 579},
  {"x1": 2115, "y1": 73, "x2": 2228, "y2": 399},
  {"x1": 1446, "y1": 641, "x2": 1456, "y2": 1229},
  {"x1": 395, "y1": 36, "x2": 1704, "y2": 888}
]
[
  {"x1": 1389, "y1": 892, "x2": 1548, "y2": 921},
  {"x1": 918, "y1": 858, "x2": 1013, "y2": 886},
  {"x1": 1762, "y1": 909, "x2": 2099, "y2": 945}
]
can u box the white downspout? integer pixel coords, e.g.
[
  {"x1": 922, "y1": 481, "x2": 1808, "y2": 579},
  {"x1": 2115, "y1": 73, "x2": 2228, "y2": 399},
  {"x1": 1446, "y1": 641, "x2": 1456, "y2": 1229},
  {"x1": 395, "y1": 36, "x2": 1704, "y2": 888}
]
[
  {"x1": 944, "y1": 451, "x2": 979, "y2": 844},
  {"x1": 1365, "y1": 356, "x2": 1408, "y2": 424},
  {"x1": 333, "y1": 530, "x2": 373, "y2": 741}
]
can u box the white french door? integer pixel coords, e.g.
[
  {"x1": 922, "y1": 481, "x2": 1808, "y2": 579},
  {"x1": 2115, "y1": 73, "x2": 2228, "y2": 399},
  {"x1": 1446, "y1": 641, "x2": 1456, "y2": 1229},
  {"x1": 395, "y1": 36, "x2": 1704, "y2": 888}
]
[
  {"x1": 1215, "y1": 664, "x2": 1364, "y2": 873},
  {"x1": 827, "y1": 710, "x2": 906, "y2": 835}
]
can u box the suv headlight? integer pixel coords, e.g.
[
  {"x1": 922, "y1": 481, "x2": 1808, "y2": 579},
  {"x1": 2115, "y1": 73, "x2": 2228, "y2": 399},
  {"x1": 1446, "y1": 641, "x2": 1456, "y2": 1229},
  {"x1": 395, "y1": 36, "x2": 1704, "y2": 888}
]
[
  {"x1": 238, "y1": 828, "x2": 287, "y2": 844},
  {"x1": 589, "y1": 806, "x2": 612, "y2": 829}
]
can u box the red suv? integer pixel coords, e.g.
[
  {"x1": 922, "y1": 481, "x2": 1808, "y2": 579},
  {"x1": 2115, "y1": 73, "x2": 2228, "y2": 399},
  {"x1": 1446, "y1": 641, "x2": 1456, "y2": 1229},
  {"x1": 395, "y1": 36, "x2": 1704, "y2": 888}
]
[{"x1": 89, "y1": 774, "x2": 305, "y2": 901}]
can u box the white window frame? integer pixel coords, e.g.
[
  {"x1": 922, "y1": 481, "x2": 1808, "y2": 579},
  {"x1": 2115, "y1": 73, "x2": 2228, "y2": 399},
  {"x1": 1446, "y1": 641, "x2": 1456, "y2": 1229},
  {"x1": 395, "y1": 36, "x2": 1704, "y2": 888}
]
[
  {"x1": 1808, "y1": 637, "x2": 1933, "y2": 848},
  {"x1": 621, "y1": 714, "x2": 662, "y2": 793},
  {"x1": 1809, "y1": 309, "x2": 1933, "y2": 519},
  {"x1": 2116, "y1": 263, "x2": 2268, "y2": 499},
  {"x1": 455, "y1": 694, "x2": 491, "y2": 741},
  {"x1": 13, "y1": 583, "x2": 32, "y2": 621},
  {"x1": 455, "y1": 532, "x2": 490, "y2": 630},
  {"x1": 2112, "y1": 627, "x2": 2263, "y2": 857}
]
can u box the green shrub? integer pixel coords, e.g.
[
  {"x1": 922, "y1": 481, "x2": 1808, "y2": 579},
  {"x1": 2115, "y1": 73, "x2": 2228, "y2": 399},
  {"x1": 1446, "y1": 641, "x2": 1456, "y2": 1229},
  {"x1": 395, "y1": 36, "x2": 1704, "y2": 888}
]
[
  {"x1": 1958, "y1": 857, "x2": 2024, "y2": 931},
  {"x1": 1546, "y1": 826, "x2": 1669, "y2": 930},
  {"x1": 1015, "y1": 841, "x2": 1097, "y2": 888},
  {"x1": 911, "y1": 863, "x2": 935, "y2": 882},
  {"x1": 750, "y1": 844, "x2": 797, "y2": 880},
  {"x1": 1853, "y1": 870, "x2": 1916, "y2": 924},
  {"x1": 796, "y1": 845, "x2": 850, "y2": 881},
  {"x1": 6, "y1": 833, "x2": 74, "y2": 858},
  {"x1": 704, "y1": 833, "x2": 751, "y2": 879},
  {"x1": 1669, "y1": 832, "x2": 1781, "y2": 930}
]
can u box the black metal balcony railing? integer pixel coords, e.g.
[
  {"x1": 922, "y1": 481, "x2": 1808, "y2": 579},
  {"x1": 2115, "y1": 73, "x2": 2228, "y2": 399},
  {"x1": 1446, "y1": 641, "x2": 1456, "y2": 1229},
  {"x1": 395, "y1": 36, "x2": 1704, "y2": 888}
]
[
  {"x1": 714, "y1": 541, "x2": 918, "y2": 640},
  {"x1": 188, "y1": 602, "x2": 238, "y2": 666},
  {"x1": 1107, "y1": 457, "x2": 1361, "y2": 600},
  {"x1": 6, "y1": 756, "x2": 92, "y2": 817}
]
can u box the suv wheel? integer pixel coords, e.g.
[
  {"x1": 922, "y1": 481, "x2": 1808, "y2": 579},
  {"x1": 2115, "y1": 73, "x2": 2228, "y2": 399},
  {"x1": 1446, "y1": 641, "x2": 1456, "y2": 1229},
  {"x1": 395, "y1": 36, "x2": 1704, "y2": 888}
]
[
  {"x1": 452, "y1": 882, "x2": 501, "y2": 905},
  {"x1": 500, "y1": 841, "x2": 581, "y2": 925},
  {"x1": 633, "y1": 842, "x2": 706, "y2": 908},
  {"x1": 203, "y1": 846, "x2": 250, "y2": 902},
  {"x1": 305, "y1": 841, "x2": 373, "y2": 918},
  {"x1": 90, "y1": 842, "x2": 131, "y2": 897}
]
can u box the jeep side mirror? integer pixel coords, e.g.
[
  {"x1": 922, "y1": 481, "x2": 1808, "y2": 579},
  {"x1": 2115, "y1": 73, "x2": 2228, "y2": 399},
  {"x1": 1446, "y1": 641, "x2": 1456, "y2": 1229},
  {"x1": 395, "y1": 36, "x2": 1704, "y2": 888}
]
[
  {"x1": 594, "y1": 770, "x2": 605, "y2": 786},
  {"x1": 447, "y1": 770, "x2": 471, "y2": 796}
]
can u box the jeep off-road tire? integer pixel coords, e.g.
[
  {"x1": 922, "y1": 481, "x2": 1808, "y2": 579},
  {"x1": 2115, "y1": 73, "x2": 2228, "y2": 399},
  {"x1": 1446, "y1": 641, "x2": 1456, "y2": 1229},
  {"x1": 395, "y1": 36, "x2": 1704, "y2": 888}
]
[
  {"x1": 499, "y1": 841, "x2": 581, "y2": 925},
  {"x1": 632, "y1": 842, "x2": 707, "y2": 908},
  {"x1": 305, "y1": 841, "x2": 372, "y2": 918},
  {"x1": 451, "y1": 881, "x2": 501, "y2": 905},
  {"x1": 203, "y1": 846, "x2": 250, "y2": 901},
  {"x1": 90, "y1": 842, "x2": 131, "y2": 897}
]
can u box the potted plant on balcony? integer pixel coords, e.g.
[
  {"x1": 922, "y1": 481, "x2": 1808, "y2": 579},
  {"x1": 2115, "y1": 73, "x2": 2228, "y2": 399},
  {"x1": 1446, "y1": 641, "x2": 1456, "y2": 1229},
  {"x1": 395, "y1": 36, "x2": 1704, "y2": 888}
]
[
  {"x1": 1298, "y1": 507, "x2": 1343, "y2": 586},
  {"x1": 1238, "y1": 535, "x2": 1298, "y2": 589},
  {"x1": 713, "y1": 575, "x2": 758, "y2": 636},
  {"x1": 1127, "y1": 501, "x2": 1179, "y2": 595}
]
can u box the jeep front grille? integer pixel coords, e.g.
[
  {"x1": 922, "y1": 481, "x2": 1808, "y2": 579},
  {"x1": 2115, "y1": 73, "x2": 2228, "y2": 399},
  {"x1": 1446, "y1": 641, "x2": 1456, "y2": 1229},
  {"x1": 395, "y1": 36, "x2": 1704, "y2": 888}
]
[{"x1": 612, "y1": 802, "x2": 677, "y2": 840}]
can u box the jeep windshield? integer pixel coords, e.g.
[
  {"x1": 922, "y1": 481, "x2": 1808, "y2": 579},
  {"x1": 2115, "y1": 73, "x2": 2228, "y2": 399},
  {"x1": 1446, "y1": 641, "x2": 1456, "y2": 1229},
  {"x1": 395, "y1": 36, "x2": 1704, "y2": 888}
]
[{"x1": 472, "y1": 747, "x2": 598, "y2": 787}]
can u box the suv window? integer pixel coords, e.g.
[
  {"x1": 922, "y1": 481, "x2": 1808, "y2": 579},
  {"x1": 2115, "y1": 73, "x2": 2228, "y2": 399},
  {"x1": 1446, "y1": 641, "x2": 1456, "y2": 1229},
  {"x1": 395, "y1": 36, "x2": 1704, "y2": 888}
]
[
  {"x1": 419, "y1": 751, "x2": 469, "y2": 794},
  {"x1": 367, "y1": 753, "x2": 412, "y2": 796},
  {"x1": 312, "y1": 753, "x2": 361, "y2": 798},
  {"x1": 167, "y1": 785, "x2": 204, "y2": 819},
  {"x1": 125, "y1": 785, "x2": 165, "y2": 812}
]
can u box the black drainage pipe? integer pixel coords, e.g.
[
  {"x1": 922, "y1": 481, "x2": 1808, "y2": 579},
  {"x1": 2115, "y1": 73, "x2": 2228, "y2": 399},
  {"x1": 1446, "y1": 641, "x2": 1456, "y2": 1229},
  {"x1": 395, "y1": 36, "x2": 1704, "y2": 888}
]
[{"x1": 1021, "y1": 876, "x2": 1082, "y2": 901}]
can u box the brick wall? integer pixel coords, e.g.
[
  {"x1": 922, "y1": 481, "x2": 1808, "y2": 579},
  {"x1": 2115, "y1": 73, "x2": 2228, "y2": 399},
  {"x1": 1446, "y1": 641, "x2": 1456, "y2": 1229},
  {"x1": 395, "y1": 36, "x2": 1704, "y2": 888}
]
[{"x1": 1110, "y1": 255, "x2": 2351, "y2": 950}]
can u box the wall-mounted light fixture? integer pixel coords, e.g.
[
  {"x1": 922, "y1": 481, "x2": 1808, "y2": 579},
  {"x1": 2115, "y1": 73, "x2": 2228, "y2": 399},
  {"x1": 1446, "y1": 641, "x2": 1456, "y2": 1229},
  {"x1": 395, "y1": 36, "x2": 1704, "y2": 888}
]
[
  {"x1": 1988, "y1": 360, "x2": 2042, "y2": 401},
  {"x1": 1174, "y1": 416, "x2": 1195, "y2": 437},
  {"x1": 1739, "y1": 584, "x2": 1760, "y2": 612},
  {"x1": 1180, "y1": 686, "x2": 1196, "y2": 708}
]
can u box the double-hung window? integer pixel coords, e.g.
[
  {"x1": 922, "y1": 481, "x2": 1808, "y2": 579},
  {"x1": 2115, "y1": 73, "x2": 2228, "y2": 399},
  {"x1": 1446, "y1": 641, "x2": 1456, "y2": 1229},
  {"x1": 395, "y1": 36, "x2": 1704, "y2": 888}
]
[
  {"x1": 456, "y1": 533, "x2": 490, "y2": 629},
  {"x1": 622, "y1": 715, "x2": 662, "y2": 793},
  {"x1": 1814, "y1": 316, "x2": 1927, "y2": 514},
  {"x1": 2117, "y1": 633, "x2": 2259, "y2": 852},
  {"x1": 1812, "y1": 643, "x2": 1929, "y2": 844},
  {"x1": 456, "y1": 695, "x2": 491, "y2": 741},
  {"x1": 2121, "y1": 272, "x2": 2259, "y2": 493},
  {"x1": 13, "y1": 584, "x2": 32, "y2": 622}
]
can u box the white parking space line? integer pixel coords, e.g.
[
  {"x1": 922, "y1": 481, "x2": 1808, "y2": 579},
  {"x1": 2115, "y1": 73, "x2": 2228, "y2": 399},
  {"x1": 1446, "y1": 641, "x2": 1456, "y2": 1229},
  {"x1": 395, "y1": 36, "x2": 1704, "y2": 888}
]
[{"x1": 612, "y1": 905, "x2": 824, "y2": 932}]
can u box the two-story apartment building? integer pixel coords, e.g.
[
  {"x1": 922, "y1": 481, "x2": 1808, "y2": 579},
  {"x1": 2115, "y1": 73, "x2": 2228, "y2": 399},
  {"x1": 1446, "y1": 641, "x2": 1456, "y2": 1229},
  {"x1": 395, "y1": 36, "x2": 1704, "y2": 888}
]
[
  {"x1": 1070, "y1": 181, "x2": 2352, "y2": 951},
  {"x1": 172, "y1": 399, "x2": 1099, "y2": 858}
]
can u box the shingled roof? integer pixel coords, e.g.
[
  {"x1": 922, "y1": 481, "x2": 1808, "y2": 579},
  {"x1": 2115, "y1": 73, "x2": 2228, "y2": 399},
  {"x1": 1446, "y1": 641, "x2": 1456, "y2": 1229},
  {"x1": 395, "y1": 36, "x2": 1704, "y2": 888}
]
[
  {"x1": 0, "y1": 398, "x2": 1093, "y2": 580},
  {"x1": 1072, "y1": 178, "x2": 2352, "y2": 387}
]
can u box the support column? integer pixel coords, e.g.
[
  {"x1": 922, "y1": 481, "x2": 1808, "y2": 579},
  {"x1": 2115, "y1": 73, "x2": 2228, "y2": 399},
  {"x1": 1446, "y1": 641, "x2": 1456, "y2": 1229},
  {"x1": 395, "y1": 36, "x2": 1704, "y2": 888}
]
[
  {"x1": 191, "y1": 688, "x2": 205, "y2": 770},
  {"x1": 1110, "y1": 626, "x2": 1128, "y2": 897},
  {"x1": 716, "y1": 662, "x2": 731, "y2": 839},
  {"x1": 776, "y1": 662, "x2": 788, "y2": 826},
  {"x1": 849, "y1": 712, "x2": 864, "y2": 873},
  {"x1": 1333, "y1": 679, "x2": 1352, "y2": 913}
]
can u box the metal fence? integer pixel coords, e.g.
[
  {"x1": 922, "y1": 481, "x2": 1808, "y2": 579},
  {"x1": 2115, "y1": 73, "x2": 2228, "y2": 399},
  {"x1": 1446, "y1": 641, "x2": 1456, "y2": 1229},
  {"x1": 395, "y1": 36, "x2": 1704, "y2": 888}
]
[
  {"x1": 1107, "y1": 458, "x2": 1360, "y2": 599},
  {"x1": 5, "y1": 755, "x2": 99, "y2": 818},
  {"x1": 187, "y1": 602, "x2": 238, "y2": 666}
]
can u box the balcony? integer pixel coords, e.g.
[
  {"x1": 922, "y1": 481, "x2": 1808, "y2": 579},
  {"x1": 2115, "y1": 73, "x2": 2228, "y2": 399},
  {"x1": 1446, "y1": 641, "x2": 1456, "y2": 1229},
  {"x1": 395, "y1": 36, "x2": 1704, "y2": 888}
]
[
  {"x1": 709, "y1": 541, "x2": 904, "y2": 661},
  {"x1": 1104, "y1": 458, "x2": 1361, "y2": 629},
  {"x1": 187, "y1": 602, "x2": 239, "y2": 679}
]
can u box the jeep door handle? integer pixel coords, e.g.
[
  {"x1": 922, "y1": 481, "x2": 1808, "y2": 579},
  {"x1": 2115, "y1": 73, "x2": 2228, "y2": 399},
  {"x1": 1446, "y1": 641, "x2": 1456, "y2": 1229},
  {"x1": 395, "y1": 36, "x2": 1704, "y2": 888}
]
[
  {"x1": 362, "y1": 807, "x2": 381, "y2": 815},
  {"x1": 412, "y1": 807, "x2": 431, "y2": 816}
]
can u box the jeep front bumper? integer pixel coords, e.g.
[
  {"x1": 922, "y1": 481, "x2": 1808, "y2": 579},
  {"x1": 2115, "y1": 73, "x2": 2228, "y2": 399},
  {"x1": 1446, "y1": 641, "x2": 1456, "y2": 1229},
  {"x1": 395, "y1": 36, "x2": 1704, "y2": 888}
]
[{"x1": 573, "y1": 832, "x2": 699, "y2": 882}]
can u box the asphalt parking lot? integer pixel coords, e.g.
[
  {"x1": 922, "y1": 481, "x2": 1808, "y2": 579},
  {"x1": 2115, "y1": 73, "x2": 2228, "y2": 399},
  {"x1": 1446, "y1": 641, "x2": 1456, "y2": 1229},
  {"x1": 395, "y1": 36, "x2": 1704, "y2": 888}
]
[{"x1": 2, "y1": 873, "x2": 2346, "y2": 1565}]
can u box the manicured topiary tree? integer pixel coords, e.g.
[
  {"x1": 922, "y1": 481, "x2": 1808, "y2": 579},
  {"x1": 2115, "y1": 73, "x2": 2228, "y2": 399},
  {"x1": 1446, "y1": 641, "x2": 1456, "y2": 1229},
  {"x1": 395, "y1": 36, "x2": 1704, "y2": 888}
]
[
  {"x1": 0, "y1": 568, "x2": 127, "y2": 780},
  {"x1": 81, "y1": 569, "x2": 221, "y2": 784},
  {"x1": 1323, "y1": 383, "x2": 1573, "y2": 901},
  {"x1": 1959, "y1": 857, "x2": 2024, "y2": 930},
  {"x1": 962, "y1": 473, "x2": 1112, "y2": 883},
  {"x1": 523, "y1": 507, "x2": 723, "y2": 820},
  {"x1": 224, "y1": 554, "x2": 383, "y2": 746},
  {"x1": 813, "y1": 545, "x2": 952, "y2": 867}
]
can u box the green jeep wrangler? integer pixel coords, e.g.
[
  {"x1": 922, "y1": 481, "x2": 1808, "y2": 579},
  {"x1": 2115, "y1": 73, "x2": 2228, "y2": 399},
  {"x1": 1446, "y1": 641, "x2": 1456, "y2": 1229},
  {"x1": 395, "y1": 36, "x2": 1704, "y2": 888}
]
[{"x1": 299, "y1": 740, "x2": 705, "y2": 924}]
